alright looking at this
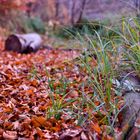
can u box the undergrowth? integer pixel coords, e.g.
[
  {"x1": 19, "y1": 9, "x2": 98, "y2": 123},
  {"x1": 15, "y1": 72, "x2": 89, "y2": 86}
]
[{"x1": 29, "y1": 17, "x2": 140, "y2": 137}]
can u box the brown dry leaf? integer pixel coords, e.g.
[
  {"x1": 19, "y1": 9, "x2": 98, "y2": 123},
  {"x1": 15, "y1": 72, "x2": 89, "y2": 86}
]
[
  {"x1": 0, "y1": 36, "x2": 3, "y2": 49},
  {"x1": 3, "y1": 121, "x2": 13, "y2": 130},
  {"x1": 0, "y1": 128, "x2": 4, "y2": 138},
  {"x1": 19, "y1": 84, "x2": 29, "y2": 90},
  {"x1": 3, "y1": 131, "x2": 17, "y2": 140},
  {"x1": 80, "y1": 132, "x2": 88, "y2": 140},
  {"x1": 69, "y1": 90, "x2": 79, "y2": 98},
  {"x1": 30, "y1": 79, "x2": 39, "y2": 87},
  {"x1": 31, "y1": 116, "x2": 47, "y2": 127},
  {"x1": 36, "y1": 127, "x2": 44, "y2": 138},
  {"x1": 33, "y1": 106, "x2": 39, "y2": 114},
  {"x1": 44, "y1": 132, "x2": 53, "y2": 139},
  {"x1": 135, "y1": 118, "x2": 140, "y2": 128},
  {"x1": 26, "y1": 89, "x2": 34, "y2": 95},
  {"x1": 13, "y1": 121, "x2": 20, "y2": 130},
  {"x1": 4, "y1": 107, "x2": 13, "y2": 113},
  {"x1": 19, "y1": 114, "x2": 30, "y2": 120},
  {"x1": 91, "y1": 122, "x2": 102, "y2": 134},
  {"x1": 59, "y1": 128, "x2": 82, "y2": 140},
  {"x1": 102, "y1": 135, "x2": 114, "y2": 140}
]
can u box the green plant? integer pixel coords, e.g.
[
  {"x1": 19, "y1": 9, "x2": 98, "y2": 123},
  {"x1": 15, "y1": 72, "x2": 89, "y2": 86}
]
[
  {"x1": 54, "y1": 21, "x2": 105, "y2": 39},
  {"x1": 46, "y1": 77, "x2": 76, "y2": 120},
  {"x1": 74, "y1": 17, "x2": 140, "y2": 135},
  {"x1": 28, "y1": 17, "x2": 139, "y2": 136},
  {"x1": 121, "y1": 18, "x2": 140, "y2": 76},
  {"x1": 28, "y1": 66, "x2": 41, "y2": 80}
]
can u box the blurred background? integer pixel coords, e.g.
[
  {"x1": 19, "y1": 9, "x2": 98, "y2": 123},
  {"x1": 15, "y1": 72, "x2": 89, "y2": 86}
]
[{"x1": 0, "y1": 0, "x2": 139, "y2": 34}]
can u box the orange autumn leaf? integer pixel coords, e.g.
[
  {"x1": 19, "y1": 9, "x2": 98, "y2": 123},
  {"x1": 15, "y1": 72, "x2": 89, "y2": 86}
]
[
  {"x1": 0, "y1": 36, "x2": 3, "y2": 48},
  {"x1": 15, "y1": 61, "x2": 22, "y2": 65},
  {"x1": 91, "y1": 122, "x2": 101, "y2": 134},
  {"x1": 30, "y1": 79, "x2": 39, "y2": 87},
  {"x1": 3, "y1": 122, "x2": 13, "y2": 130},
  {"x1": 51, "y1": 126, "x2": 61, "y2": 132},
  {"x1": 36, "y1": 127, "x2": 44, "y2": 138},
  {"x1": 4, "y1": 107, "x2": 13, "y2": 113},
  {"x1": 26, "y1": 89, "x2": 34, "y2": 95},
  {"x1": 94, "y1": 101, "x2": 100, "y2": 106},
  {"x1": 102, "y1": 135, "x2": 114, "y2": 140},
  {"x1": 31, "y1": 116, "x2": 47, "y2": 127}
]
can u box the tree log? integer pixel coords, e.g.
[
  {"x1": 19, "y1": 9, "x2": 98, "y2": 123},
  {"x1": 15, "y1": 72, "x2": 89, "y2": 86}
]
[{"x1": 5, "y1": 33, "x2": 42, "y2": 53}]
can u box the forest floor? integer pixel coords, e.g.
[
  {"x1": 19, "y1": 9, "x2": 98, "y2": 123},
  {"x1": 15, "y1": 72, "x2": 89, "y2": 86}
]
[
  {"x1": 0, "y1": 21, "x2": 140, "y2": 140},
  {"x1": 0, "y1": 29, "x2": 116, "y2": 140},
  {"x1": 0, "y1": 35, "x2": 83, "y2": 139}
]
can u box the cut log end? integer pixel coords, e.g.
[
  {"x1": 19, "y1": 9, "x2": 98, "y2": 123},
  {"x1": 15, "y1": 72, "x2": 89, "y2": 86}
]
[{"x1": 5, "y1": 35, "x2": 22, "y2": 53}]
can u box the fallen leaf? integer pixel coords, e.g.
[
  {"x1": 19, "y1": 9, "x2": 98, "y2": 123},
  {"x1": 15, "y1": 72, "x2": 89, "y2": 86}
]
[
  {"x1": 3, "y1": 131, "x2": 17, "y2": 140},
  {"x1": 80, "y1": 132, "x2": 88, "y2": 140},
  {"x1": 91, "y1": 122, "x2": 101, "y2": 134},
  {"x1": 13, "y1": 121, "x2": 20, "y2": 130},
  {"x1": 69, "y1": 90, "x2": 79, "y2": 98},
  {"x1": 135, "y1": 118, "x2": 140, "y2": 128},
  {"x1": 31, "y1": 116, "x2": 47, "y2": 127},
  {"x1": 59, "y1": 128, "x2": 82, "y2": 140}
]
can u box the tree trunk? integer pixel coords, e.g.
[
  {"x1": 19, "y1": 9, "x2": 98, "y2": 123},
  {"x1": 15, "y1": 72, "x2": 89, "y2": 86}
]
[
  {"x1": 32, "y1": 0, "x2": 86, "y2": 26},
  {"x1": 5, "y1": 33, "x2": 42, "y2": 53},
  {"x1": 46, "y1": 0, "x2": 87, "y2": 25}
]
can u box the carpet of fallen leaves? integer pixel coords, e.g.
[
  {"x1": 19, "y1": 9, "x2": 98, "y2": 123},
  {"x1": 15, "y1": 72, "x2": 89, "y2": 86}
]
[{"x1": 0, "y1": 34, "x2": 124, "y2": 140}]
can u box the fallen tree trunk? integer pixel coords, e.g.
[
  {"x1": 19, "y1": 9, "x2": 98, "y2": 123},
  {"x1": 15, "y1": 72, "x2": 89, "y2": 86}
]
[{"x1": 5, "y1": 33, "x2": 42, "y2": 53}]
